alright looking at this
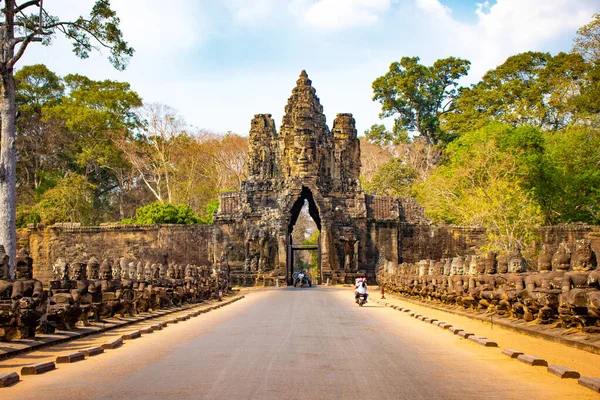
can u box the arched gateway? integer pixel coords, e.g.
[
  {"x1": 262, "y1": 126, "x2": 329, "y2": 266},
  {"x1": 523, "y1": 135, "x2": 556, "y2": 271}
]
[{"x1": 214, "y1": 71, "x2": 416, "y2": 286}]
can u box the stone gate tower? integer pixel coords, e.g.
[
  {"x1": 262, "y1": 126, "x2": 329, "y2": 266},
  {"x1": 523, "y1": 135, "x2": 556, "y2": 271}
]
[{"x1": 214, "y1": 71, "x2": 420, "y2": 285}]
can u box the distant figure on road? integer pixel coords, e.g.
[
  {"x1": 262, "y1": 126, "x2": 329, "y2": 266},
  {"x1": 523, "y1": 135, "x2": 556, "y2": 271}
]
[{"x1": 355, "y1": 279, "x2": 368, "y2": 303}]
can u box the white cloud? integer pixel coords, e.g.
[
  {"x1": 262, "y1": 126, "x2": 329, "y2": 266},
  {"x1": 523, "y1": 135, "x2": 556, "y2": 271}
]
[
  {"x1": 290, "y1": 0, "x2": 392, "y2": 30},
  {"x1": 224, "y1": 0, "x2": 278, "y2": 24}
]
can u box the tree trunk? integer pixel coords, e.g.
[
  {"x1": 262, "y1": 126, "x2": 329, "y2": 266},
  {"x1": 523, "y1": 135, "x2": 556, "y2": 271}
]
[{"x1": 0, "y1": 69, "x2": 17, "y2": 276}]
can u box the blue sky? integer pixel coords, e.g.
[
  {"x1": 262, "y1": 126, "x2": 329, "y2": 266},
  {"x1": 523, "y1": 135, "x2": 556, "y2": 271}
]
[{"x1": 20, "y1": 0, "x2": 599, "y2": 136}]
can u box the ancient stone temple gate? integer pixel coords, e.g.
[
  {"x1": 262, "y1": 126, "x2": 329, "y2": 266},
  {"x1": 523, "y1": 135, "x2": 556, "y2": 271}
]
[{"x1": 214, "y1": 71, "x2": 414, "y2": 286}]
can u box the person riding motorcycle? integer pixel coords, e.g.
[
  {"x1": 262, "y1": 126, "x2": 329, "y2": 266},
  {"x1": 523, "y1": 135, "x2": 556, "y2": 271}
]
[{"x1": 355, "y1": 279, "x2": 368, "y2": 303}]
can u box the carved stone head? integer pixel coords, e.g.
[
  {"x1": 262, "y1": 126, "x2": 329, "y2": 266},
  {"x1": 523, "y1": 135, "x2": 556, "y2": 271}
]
[
  {"x1": 177, "y1": 265, "x2": 184, "y2": 279},
  {"x1": 110, "y1": 261, "x2": 120, "y2": 281},
  {"x1": 128, "y1": 262, "x2": 137, "y2": 280},
  {"x1": 167, "y1": 264, "x2": 176, "y2": 279},
  {"x1": 508, "y1": 248, "x2": 526, "y2": 273},
  {"x1": 484, "y1": 251, "x2": 497, "y2": 274},
  {"x1": 151, "y1": 263, "x2": 160, "y2": 280},
  {"x1": 87, "y1": 258, "x2": 100, "y2": 280},
  {"x1": 434, "y1": 260, "x2": 444, "y2": 275},
  {"x1": 185, "y1": 264, "x2": 193, "y2": 278},
  {"x1": 70, "y1": 262, "x2": 87, "y2": 281},
  {"x1": 475, "y1": 254, "x2": 486, "y2": 275},
  {"x1": 467, "y1": 255, "x2": 478, "y2": 275},
  {"x1": 497, "y1": 253, "x2": 509, "y2": 274},
  {"x1": 418, "y1": 260, "x2": 427, "y2": 276},
  {"x1": 159, "y1": 263, "x2": 168, "y2": 280},
  {"x1": 15, "y1": 248, "x2": 33, "y2": 279},
  {"x1": 535, "y1": 244, "x2": 552, "y2": 272},
  {"x1": 53, "y1": 258, "x2": 68, "y2": 281},
  {"x1": 136, "y1": 262, "x2": 145, "y2": 281},
  {"x1": 443, "y1": 259, "x2": 452, "y2": 276},
  {"x1": 100, "y1": 259, "x2": 113, "y2": 280},
  {"x1": 144, "y1": 263, "x2": 153, "y2": 281},
  {"x1": 552, "y1": 242, "x2": 571, "y2": 271},
  {"x1": 572, "y1": 239, "x2": 597, "y2": 272}
]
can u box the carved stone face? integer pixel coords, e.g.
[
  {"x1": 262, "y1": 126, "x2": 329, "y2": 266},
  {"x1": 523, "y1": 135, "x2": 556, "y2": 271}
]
[
  {"x1": 467, "y1": 256, "x2": 478, "y2": 275},
  {"x1": 111, "y1": 263, "x2": 121, "y2": 281},
  {"x1": 87, "y1": 262, "x2": 99, "y2": 280},
  {"x1": 497, "y1": 254, "x2": 508, "y2": 274},
  {"x1": 15, "y1": 249, "x2": 33, "y2": 279},
  {"x1": 484, "y1": 252, "x2": 497, "y2": 274},
  {"x1": 53, "y1": 258, "x2": 67, "y2": 280},
  {"x1": 159, "y1": 264, "x2": 167, "y2": 279},
  {"x1": 538, "y1": 244, "x2": 552, "y2": 272},
  {"x1": 167, "y1": 265, "x2": 175, "y2": 279},
  {"x1": 100, "y1": 260, "x2": 113, "y2": 280},
  {"x1": 129, "y1": 263, "x2": 137, "y2": 280},
  {"x1": 434, "y1": 261, "x2": 444, "y2": 275},
  {"x1": 136, "y1": 263, "x2": 145, "y2": 281},
  {"x1": 443, "y1": 259, "x2": 451, "y2": 276},
  {"x1": 552, "y1": 242, "x2": 571, "y2": 271},
  {"x1": 475, "y1": 255, "x2": 486, "y2": 275},
  {"x1": 508, "y1": 250, "x2": 526, "y2": 273},
  {"x1": 572, "y1": 239, "x2": 597, "y2": 272},
  {"x1": 428, "y1": 260, "x2": 435, "y2": 275},
  {"x1": 144, "y1": 263, "x2": 153, "y2": 281},
  {"x1": 71, "y1": 263, "x2": 86, "y2": 280}
]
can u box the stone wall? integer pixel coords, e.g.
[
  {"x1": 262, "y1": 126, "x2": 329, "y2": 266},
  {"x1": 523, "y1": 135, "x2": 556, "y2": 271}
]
[{"x1": 17, "y1": 224, "x2": 214, "y2": 284}]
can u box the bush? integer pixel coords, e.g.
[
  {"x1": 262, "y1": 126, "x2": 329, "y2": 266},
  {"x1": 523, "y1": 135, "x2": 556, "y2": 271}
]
[{"x1": 132, "y1": 202, "x2": 200, "y2": 225}]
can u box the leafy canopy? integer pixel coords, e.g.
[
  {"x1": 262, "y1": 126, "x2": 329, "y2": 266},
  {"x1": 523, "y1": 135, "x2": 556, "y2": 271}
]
[{"x1": 372, "y1": 56, "x2": 470, "y2": 145}]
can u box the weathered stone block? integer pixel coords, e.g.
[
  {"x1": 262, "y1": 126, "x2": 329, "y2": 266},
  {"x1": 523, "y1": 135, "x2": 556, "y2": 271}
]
[
  {"x1": 517, "y1": 354, "x2": 548, "y2": 367},
  {"x1": 449, "y1": 327, "x2": 464, "y2": 335},
  {"x1": 548, "y1": 365, "x2": 580, "y2": 379},
  {"x1": 0, "y1": 372, "x2": 19, "y2": 387},
  {"x1": 81, "y1": 347, "x2": 104, "y2": 357},
  {"x1": 140, "y1": 327, "x2": 154, "y2": 334},
  {"x1": 578, "y1": 376, "x2": 600, "y2": 392},
  {"x1": 458, "y1": 331, "x2": 474, "y2": 339},
  {"x1": 56, "y1": 352, "x2": 85, "y2": 363},
  {"x1": 502, "y1": 349, "x2": 523, "y2": 358},
  {"x1": 167, "y1": 319, "x2": 178, "y2": 324},
  {"x1": 122, "y1": 331, "x2": 141, "y2": 340},
  {"x1": 21, "y1": 362, "x2": 56, "y2": 375},
  {"x1": 102, "y1": 337, "x2": 123, "y2": 349},
  {"x1": 151, "y1": 323, "x2": 163, "y2": 331},
  {"x1": 428, "y1": 318, "x2": 438, "y2": 324},
  {"x1": 439, "y1": 323, "x2": 452, "y2": 329}
]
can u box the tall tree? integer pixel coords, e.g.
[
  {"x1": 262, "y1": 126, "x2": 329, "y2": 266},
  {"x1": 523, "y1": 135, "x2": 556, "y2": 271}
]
[
  {"x1": 0, "y1": 0, "x2": 133, "y2": 273},
  {"x1": 573, "y1": 13, "x2": 600, "y2": 64},
  {"x1": 444, "y1": 52, "x2": 589, "y2": 135},
  {"x1": 372, "y1": 56, "x2": 470, "y2": 146}
]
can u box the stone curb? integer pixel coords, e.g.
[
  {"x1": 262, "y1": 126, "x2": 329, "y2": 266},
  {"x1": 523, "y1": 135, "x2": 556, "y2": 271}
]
[
  {"x1": 0, "y1": 372, "x2": 19, "y2": 388},
  {"x1": 439, "y1": 323, "x2": 452, "y2": 329},
  {"x1": 388, "y1": 294, "x2": 600, "y2": 356},
  {"x1": 502, "y1": 349, "x2": 523, "y2": 358},
  {"x1": 457, "y1": 331, "x2": 474, "y2": 339},
  {"x1": 140, "y1": 327, "x2": 154, "y2": 334},
  {"x1": 578, "y1": 377, "x2": 600, "y2": 392},
  {"x1": 122, "y1": 330, "x2": 142, "y2": 340},
  {"x1": 56, "y1": 352, "x2": 85, "y2": 363},
  {"x1": 517, "y1": 354, "x2": 548, "y2": 367},
  {"x1": 547, "y1": 365, "x2": 580, "y2": 379},
  {"x1": 81, "y1": 347, "x2": 104, "y2": 357},
  {"x1": 21, "y1": 361, "x2": 56, "y2": 375},
  {"x1": 449, "y1": 327, "x2": 464, "y2": 335},
  {"x1": 102, "y1": 338, "x2": 123, "y2": 350}
]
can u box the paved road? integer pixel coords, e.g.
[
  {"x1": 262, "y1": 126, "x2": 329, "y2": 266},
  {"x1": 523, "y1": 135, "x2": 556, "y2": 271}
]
[{"x1": 3, "y1": 287, "x2": 596, "y2": 399}]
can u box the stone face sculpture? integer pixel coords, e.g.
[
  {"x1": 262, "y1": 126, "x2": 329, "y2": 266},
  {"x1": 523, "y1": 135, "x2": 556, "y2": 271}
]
[
  {"x1": 11, "y1": 249, "x2": 44, "y2": 339},
  {"x1": 559, "y1": 239, "x2": 597, "y2": 329}
]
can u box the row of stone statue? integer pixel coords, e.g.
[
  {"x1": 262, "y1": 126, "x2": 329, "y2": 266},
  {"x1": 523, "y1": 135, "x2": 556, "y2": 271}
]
[
  {"x1": 378, "y1": 239, "x2": 600, "y2": 331},
  {"x1": 0, "y1": 247, "x2": 230, "y2": 342}
]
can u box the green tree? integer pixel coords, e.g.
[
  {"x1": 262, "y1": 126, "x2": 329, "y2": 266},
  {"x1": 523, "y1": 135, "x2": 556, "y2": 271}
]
[
  {"x1": 363, "y1": 123, "x2": 408, "y2": 147},
  {"x1": 128, "y1": 202, "x2": 200, "y2": 225},
  {"x1": 32, "y1": 174, "x2": 96, "y2": 225},
  {"x1": 1, "y1": 0, "x2": 133, "y2": 272},
  {"x1": 14, "y1": 64, "x2": 67, "y2": 199},
  {"x1": 362, "y1": 158, "x2": 417, "y2": 198},
  {"x1": 415, "y1": 123, "x2": 543, "y2": 251},
  {"x1": 372, "y1": 56, "x2": 470, "y2": 146},
  {"x1": 444, "y1": 52, "x2": 589, "y2": 134},
  {"x1": 573, "y1": 13, "x2": 600, "y2": 63}
]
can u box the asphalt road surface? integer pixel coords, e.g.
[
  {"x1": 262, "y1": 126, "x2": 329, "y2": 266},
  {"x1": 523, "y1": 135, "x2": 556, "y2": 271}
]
[{"x1": 3, "y1": 287, "x2": 597, "y2": 400}]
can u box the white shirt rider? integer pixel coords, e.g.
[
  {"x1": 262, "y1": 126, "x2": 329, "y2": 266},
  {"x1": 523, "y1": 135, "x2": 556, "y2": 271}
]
[{"x1": 357, "y1": 281, "x2": 367, "y2": 295}]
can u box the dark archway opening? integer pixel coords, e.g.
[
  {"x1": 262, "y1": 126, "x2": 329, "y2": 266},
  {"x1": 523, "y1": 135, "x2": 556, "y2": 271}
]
[{"x1": 287, "y1": 187, "x2": 321, "y2": 285}]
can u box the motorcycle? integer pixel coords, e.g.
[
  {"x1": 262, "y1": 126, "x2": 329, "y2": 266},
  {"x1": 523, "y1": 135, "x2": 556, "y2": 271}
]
[{"x1": 357, "y1": 293, "x2": 367, "y2": 307}]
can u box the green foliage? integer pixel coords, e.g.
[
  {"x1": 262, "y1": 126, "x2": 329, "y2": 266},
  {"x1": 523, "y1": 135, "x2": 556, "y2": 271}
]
[
  {"x1": 444, "y1": 51, "x2": 589, "y2": 135},
  {"x1": 15, "y1": 64, "x2": 64, "y2": 115},
  {"x1": 573, "y1": 13, "x2": 600, "y2": 63},
  {"x1": 415, "y1": 123, "x2": 543, "y2": 251},
  {"x1": 199, "y1": 199, "x2": 219, "y2": 225},
  {"x1": 32, "y1": 174, "x2": 96, "y2": 225},
  {"x1": 364, "y1": 123, "x2": 409, "y2": 147},
  {"x1": 363, "y1": 158, "x2": 417, "y2": 197},
  {"x1": 131, "y1": 202, "x2": 200, "y2": 225},
  {"x1": 16, "y1": 206, "x2": 41, "y2": 228},
  {"x1": 372, "y1": 56, "x2": 470, "y2": 145}
]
